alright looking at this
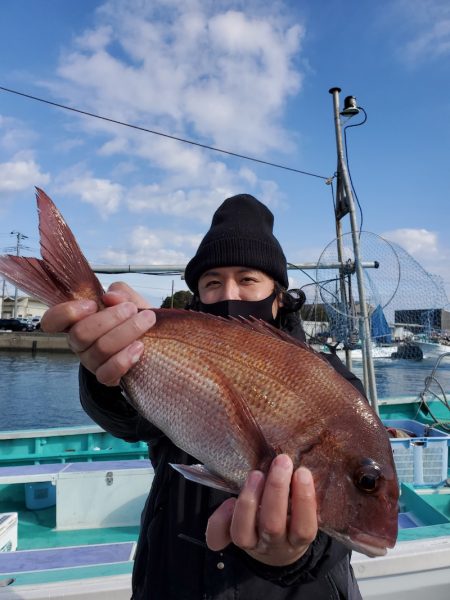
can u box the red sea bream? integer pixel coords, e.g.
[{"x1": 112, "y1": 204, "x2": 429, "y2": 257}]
[{"x1": 0, "y1": 188, "x2": 399, "y2": 557}]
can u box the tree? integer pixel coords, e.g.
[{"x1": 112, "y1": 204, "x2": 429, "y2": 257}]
[{"x1": 160, "y1": 290, "x2": 193, "y2": 309}]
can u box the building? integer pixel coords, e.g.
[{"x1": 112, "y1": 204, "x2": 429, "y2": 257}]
[
  {"x1": 0, "y1": 295, "x2": 48, "y2": 320},
  {"x1": 394, "y1": 308, "x2": 450, "y2": 335}
]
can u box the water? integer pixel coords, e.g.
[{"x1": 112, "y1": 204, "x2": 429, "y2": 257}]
[
  {"x1": 351, "y1": 356, "x2": 450, "y2": 400},
  {"x1": 1, "y1": 351, "x2": 450, "y2": 431},
  {"x1": 0, "y1": 351, "x2": 94, "y2": 431}
]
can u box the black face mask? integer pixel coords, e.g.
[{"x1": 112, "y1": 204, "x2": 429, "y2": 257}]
[{"x1": 198, "y1": 291, "x2": 277, "y2": 324}]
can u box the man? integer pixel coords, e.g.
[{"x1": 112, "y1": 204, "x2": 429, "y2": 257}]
[{"x1": 42, "y1": 194, "x2": 363, "y2": 599}]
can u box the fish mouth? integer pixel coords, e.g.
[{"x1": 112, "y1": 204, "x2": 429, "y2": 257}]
[{"x1": 320, "y1": 526, "x2": 392, "y2": 558}]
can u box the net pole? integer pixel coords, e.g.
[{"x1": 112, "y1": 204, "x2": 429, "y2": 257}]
[{"x1": 329, "y1": 87, "x2": 379, "y2": 412}]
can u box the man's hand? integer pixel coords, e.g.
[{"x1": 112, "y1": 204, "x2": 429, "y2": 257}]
[
  {"x1": 206, "y1": 455, "x2": 317, "y2": 566},
  {"x1": 41, "y1": 282, "x2": 155, "y2": 386}
]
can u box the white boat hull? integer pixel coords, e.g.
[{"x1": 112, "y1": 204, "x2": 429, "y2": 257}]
[
  {"x1": 414, "y1": 341, "x2": 450, "y2": 360},
  {"x1": 335, "y1": 345, "x2": 397, "y2": 361},
  {"x1": 352, "y1": 537, "x2": 450, "y2": 599}
]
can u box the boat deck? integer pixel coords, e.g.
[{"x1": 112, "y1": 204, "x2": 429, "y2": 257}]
[
  {"x1": 0, "y1": 490, "x2": 139, "y2": 591},
  {"x1": 0, "y1": 429, "x2": 153, "y2": 595},
  {"x1": 1, "y1": 415, "x2": 450, "y2": 598}
]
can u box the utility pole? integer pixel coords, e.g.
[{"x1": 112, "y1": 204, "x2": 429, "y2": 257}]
[
  {"x1": 328, "y1": 87, "x2": 379, "y2": 413},
  {"x1": 1, "y1": 279, "x2": 5, "y2": 317},
  {"x1": 9, "y1": 231, "x2": 29, "y2": 318}
]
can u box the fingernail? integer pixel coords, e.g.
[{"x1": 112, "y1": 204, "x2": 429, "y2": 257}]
[
  {"x1": 79, "y1": 300, "x2": 97, "y2": 310},
  {"x1": 245, "y1": 471, "x2": 264, "y2": 491},
  {"x1": 136, "y1": 309, "x2": 155, "y2": 328},
  {"x1": 129, "y1": 341, "x2": 144, "y2": 363},
  {"x1": 116, "y1": 302, "x2": 136, "y2": 319},
  {"x1": 296, "y1": 467, "x2": 312, "y2": 485},
  {"x1": 273, "y1": 454, "x2": 292, "y2": 470}
]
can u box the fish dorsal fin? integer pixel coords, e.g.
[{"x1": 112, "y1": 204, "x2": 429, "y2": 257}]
[
  {"x1": 227, "y1": 316, "x2": 332, "y2": 364},
  {"x1": 36, "y1": 188, "x2": 104, "y2": 304}
]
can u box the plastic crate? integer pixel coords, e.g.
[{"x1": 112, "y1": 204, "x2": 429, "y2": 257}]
[
  {"x1": 383, "y1": 419, "x2": 450, "y2": 486},
  {"x1": 24, "y1": 481, "x2": 56, "y2": 510}
]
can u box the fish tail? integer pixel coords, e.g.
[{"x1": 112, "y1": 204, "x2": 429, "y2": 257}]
[{"x1": 0, "y1": 188, "x2": 104, "y2": 308}]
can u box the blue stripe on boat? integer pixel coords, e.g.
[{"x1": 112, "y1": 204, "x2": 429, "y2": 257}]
[{"x1": 0, "y1": 542, "x2": 135, "y2": 574}]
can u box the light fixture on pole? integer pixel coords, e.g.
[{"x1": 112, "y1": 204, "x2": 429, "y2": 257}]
[{"x1": 340, "y1": 95, "x2": 360, "y2": 117}]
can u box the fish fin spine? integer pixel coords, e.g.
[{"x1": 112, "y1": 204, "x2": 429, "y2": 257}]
[{"x1": 169, "y1": 463, "x2": 239, "y2": 494}]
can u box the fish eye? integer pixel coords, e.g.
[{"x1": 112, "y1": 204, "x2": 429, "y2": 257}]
[{"x1": 354, "y1": 460, "x2": 382, "y2": 493}]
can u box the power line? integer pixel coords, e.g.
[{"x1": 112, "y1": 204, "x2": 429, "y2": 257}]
[{"x1": 0, "y1": 85, "x2": 329, "y2": 180}]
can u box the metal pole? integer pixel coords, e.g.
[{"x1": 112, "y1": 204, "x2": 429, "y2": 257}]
[
  {"x1": 1, "y1": 279, "x2": 5, "y2": 318},
  {"x1": 329, "y1": 87, "x2": 379, "y2": 412},
  {"x1": 334, "y1": 218, "x2": 353, "y2": 371},
  {"x1": 9, "y1": 231, "x2": 29, "y2": 319},
  {"x1": 89, "y1": 261, "x2": 379, "y2": 274},
  {"x1": 13, "y1": 233, "x2": 19, "y2": 318}
]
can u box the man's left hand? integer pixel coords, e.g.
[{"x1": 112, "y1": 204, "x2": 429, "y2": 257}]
[{"x1": 206, "y1": 455, "x2": 317, "y2": 566}]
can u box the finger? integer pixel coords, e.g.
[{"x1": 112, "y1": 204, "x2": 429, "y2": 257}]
[
  {"x1": 104, "y1": 282, "x2": 151, "y2": 309},
  {"x1": 258, "y1": 455, "x2": 293, "y2": 542},
  {"x1": 40, "y1": 300, "x2": 98, "y2": 333},
  {"x1": 68, "y1": 302, "x2": 137, "y2": 353},
  {"x1": 94, "y1": 340, "x2": 145, "y2": 386},
  {"x1": 230, "y1": 471, "x2": 265, "y2": 549},
  {"x1": 69, "y1": 303, "x2": 153, "y2": 354},
  {"x1": 206, "y1": 497, "x2": 236, "y2": 551},
  {"x1": 75, "y1": 309, "x2": 155, "y2": 375},
  {"x1": 289, "y1": 467, "x2": 317, "y2": 546},
  {"x1": 90, "y1": 309, "x2": 155, "y2": 357}
]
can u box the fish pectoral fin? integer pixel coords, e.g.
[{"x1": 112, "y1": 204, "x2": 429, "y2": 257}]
[
  {"x1": 169, "y1": 463, "x2": 239, "y2": 494},
  {"x1": 218, "y1": 374, "x2": 277, "y2": 468}
]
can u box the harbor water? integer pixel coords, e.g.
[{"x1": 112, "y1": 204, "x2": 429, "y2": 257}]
[
  {"x1": 1, "y1": 351, "x2": 450, "y2": 431},
  {"x1": 0, "y1": 351, "x2": 91, "y2": 431}
]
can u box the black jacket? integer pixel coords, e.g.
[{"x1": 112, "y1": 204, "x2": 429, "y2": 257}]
[{"x1": 79, "y1": 321, "x2": 364, "y2": 599}]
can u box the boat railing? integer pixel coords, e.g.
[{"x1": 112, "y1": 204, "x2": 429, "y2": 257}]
[
  {"x1": 417, "y1": 352, "x2": 450, "y2": 433},
  {"x1": 0, "y1": 426, "x2": 149, "y2": 467}
]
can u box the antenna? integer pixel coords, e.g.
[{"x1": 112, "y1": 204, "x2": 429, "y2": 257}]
[{"x1": 9, "y1": 231, "x2": 29, "y2": 318}]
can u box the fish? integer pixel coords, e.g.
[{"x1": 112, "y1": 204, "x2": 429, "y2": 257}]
[{"x1": 0, "y1": 188, "x2": 399, "y2": 558}]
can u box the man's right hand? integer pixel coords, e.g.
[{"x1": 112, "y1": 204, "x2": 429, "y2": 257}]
[{"x1": 41, "y1": 282, "x2": 156, "y2": 386}]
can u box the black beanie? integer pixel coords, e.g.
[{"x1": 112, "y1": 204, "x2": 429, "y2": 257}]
[{"x1": 184, "y1": 194, "x2": 289, "y2": 292}]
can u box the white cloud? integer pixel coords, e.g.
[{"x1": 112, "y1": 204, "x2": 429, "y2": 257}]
[
  {"x1": 391, "y1": 0, "x2": 450, "y2": 64},
  {"x1": 54, "y1": 137, "x2": 85, "y2": 153},
  {"x1": 382, "y1": 227, "x2": 450, "y2": 302},
  {"x1": 51, "y1": 0, "x2": 304, "y2": 160},
  {"x1": 99, "y1": 225, "x2": 199, "y2": 265},
  {"x1": 31, "y1": 1, "x2": 307, "y2": 222},
  {"x1": 0, "y1": 156, "x2": 50, "y2": 193},
  {"x1": 0, "y1": 115, "x2": 38, "y2": 154},
  {"x1": 58, "y1": 175, "x2": 124, "y2": 216},
  {"x1": 126, "y1": 183, "x2": 229, "y2": 222},
  {"x1": 382, "y1": 228, "x2": 439, "y2": 257}
]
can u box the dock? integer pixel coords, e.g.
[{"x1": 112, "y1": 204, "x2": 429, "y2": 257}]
[{"x1": 0, "y1": 331, "x2": 71, "y2": 352}]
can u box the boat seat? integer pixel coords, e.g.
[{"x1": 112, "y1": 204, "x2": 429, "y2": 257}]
[
  {"x1": 0, "y1": 460, "x2": 154, "y2": 530},
  {"x1": 0, "y1": 459, "x2": 152, "y2": 485},
  {"x1": 0, "y1": 541, "x2": 136, "y2": 575}
]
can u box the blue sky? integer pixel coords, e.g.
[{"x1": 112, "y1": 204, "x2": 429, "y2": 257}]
[{"x1": 0, "y1": 0, "x2": 449, "y2": 307}]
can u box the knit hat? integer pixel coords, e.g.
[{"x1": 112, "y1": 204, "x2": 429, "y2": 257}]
[{"x1": 184, "y1": 194, "x2": 288, "y2": 292}]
